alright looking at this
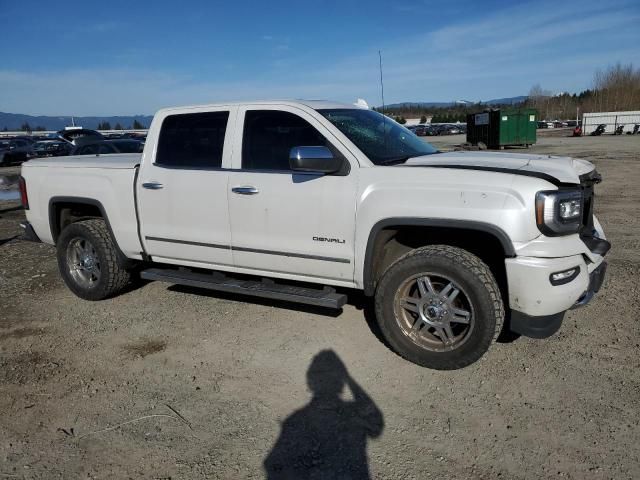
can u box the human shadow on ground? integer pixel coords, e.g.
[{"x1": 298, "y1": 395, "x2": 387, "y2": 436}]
[{"x1": 264, "y1": 349, "x2": 384, "y2": 479}]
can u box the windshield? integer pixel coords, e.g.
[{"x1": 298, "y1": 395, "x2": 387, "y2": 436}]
[{"x1": 319, "y1": 108, "x2": 438, "y2": 165}]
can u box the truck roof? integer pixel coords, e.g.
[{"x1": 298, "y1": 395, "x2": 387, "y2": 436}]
[{"x1": 156, "y1": 99, "x2": 363, "y2": 115}]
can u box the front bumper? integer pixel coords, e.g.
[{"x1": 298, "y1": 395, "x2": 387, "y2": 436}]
[
  {"x1": 572, "y1": 261, "x2": 607, "y2": 309},
  {"x1": 508, "y1": 260, "x2": 607, "y2": 338},
  {"x1": 506, "y1": 254, "x2": 599, "y2": 317}
]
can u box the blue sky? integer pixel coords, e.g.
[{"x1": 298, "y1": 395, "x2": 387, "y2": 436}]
[{"x1": 0, "y1": 0, "x2": 638, "y2": 115}]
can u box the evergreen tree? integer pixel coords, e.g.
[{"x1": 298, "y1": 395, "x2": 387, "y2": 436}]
[
  {"x1": 114, "y1": 123, "x2": 123, "y2": 130},
  {"x1": 132, "y1": 119, "x2": 145, "y2": 129}
]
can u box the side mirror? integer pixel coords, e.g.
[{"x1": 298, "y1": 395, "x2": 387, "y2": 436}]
[{"x1": 289, "y1": 146, "x2": 343, "y2": 174}]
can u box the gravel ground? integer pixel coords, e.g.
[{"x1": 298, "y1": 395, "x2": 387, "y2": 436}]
[{"x1": 1, "y1": 134, "x2": 639, "y2": 479}]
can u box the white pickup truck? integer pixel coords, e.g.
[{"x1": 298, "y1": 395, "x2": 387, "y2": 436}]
[{"x1": 19, "y1": 100, "x2": 610, "y2": 369}]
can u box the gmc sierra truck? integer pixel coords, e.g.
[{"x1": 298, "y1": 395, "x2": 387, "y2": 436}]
[{"x1": 18, "y1": 101, "x2": 610, "y2": 369}]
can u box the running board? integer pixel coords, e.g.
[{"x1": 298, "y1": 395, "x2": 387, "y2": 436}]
[{"x1": 140, "y1": 268, "x2": 347, "y2": 309}]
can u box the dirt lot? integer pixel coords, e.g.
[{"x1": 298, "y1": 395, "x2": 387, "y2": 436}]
[{"x1": 1, "y1": 134, "x2": 639, "y2": 479}]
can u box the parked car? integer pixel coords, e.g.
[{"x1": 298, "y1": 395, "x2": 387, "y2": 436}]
[
  {"x1": 9, "y1": 135, "x2": 37, "y2": 144},
  {"x1": 433, "y1": 125, "x2": 461, "y2": 135},
  {"x1": 414, "y1": 125, "x2": 428, "y2": 136},
  {"x1": 0, "y1": 138, "x2": 34, "y2": 166},
  {"x1": 20, "y1": 100, "x2": 609, "y2": 370},
  {"x1": 423, "y1": 125, "x2": 438, "y2": 136},
  {"x1": 71, "y1": 139, "x2": 145, "y2": 155},
  {"x1": 57, "y1": 128, "x2": 104, "y2": 145},
  {"x1": 29, "y1": 140, "x2": 72, "y2": 158},
  {"x1": 432, "y1": 125, "x2": 448, "y2": 135}
]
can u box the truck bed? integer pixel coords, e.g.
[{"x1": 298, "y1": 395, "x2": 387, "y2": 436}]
[{"x1": 22, "y1": 153, "x2": 144, "y2": 259}]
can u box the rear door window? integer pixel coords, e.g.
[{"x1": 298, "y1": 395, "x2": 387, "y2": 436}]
[{"x1": 156, "y1": 111, "x2": 229, "y2": 168}]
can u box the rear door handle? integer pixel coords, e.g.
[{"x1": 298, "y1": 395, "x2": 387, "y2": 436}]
[
  {"x1": 232, "y1": 186, "x2": 259, "y2": 195},
  {"x1": 142, "y1": 182, "x2": 164, "y2": 190}
]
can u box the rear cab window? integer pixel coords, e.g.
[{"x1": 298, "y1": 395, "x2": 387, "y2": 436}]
[{"x1": 156, "y1": 111, "x2": 229, "y2": 169}]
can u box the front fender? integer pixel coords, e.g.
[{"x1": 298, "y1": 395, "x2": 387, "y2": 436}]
[{"x1": 353, "y1": 168, "x2": 553, "y2": 290}]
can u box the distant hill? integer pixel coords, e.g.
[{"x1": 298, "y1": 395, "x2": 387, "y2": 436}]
[
  {"x1": 384, "y1": 101, "x2": 456, "y2": 109},
  {"x1": 0, "y1": 112, "x2": 154, "y2": 131},
  {"x1": 384, "y1": 96, "x2": 527, "y2": 109},
  {"x1": 485, "y1": 95, "x2": 528, "y2": 105}
]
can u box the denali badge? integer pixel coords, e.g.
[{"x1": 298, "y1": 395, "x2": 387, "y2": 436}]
[{"x1": 313, "y1": 236, "x2": 346, "y2": 244}]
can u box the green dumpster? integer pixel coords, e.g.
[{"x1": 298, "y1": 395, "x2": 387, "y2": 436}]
[{"x1": 466, "y1": 108, "x2": 537, "y2": 149}]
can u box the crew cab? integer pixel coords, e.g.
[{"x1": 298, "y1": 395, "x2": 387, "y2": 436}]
[{"x1": 19, "y1": 100, "x2": 610, "y2": 369}]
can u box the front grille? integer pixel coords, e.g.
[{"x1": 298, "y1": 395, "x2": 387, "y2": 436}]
[
  {"x1": 579, "y1": 170, "x2": 600, "y2": 235},
  {"x1": 579, "y1": 169, "x2": 610, "y2": 256},
  {"x1": 581, "y1": 184, "x2": 595, "y2": 233}
]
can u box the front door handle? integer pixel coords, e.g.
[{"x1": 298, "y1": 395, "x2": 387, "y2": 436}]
[
  {"x1": 142, "y1": 181, "x2": 164, "y2": 190},
  {"x1": 232, "y1": 186, "x2": 259, "y2": 195}
]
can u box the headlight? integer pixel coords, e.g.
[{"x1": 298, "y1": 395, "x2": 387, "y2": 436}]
[{"x1": 535, "y1": 189, "x2": 583, "y2": 236}]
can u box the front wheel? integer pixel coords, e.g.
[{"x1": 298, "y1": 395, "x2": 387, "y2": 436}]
[
  {"x1": 56, "y1": 219, "x2": 131, "y2": 300},
  {"x1": 374, "y1": 245, "x2": 504, "y2": 370}
]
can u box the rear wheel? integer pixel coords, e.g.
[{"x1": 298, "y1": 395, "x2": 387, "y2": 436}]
[
  {"x1": 374, "y1": 245, "x2": 504, "y2": 370},
  {"x1": 56, "y1": 219, "x2": 131, "y2": 300}
]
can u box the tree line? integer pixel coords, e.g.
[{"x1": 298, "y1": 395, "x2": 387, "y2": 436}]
[
  {"x1": 97, "y1": 120, "x2": 146, "y2": 130},
  {"x1": 378, "y1": 63, "x2": 640, "y2": 123},
  {"x1": 527, "y1": 63, "x2": 640, "y2": 120},
  {"x1": 3, "y1": 123, "x2": 48, "y2": 132},
  {"x1": 2, "y1": 120, "x2": 148, "y2": 132}
]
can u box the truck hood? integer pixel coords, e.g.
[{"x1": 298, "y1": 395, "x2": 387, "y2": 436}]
[
  {"x1": 403, "y1": 151, "x2": 595, "y2": 185},
  {"x1": 22, "y1": 153, "x2": 141, "y2": 169}
]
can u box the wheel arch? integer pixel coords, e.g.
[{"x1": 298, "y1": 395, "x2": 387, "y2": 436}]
[
  {"x1": 48, "y1": 196, "x2": 132, "y2": 268},
  {"x1": 362, "y1": 218, "x2": 516, "y2": 296}
]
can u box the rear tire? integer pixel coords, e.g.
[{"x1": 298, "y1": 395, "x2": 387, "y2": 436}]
[
  {"x1": 56, "y1": 219, "x2": 131, "y2": 300},
  {"x1": 374, "y1": 245, "x2": 504, "y2": 370}
]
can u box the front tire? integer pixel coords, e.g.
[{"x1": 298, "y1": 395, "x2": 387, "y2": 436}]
[
  {"x1": 56, "y1": 219, "x2": 131, "y2": 300},
  {"x1": 374, "y1": 245, "x2": 504, "y2": 370}
]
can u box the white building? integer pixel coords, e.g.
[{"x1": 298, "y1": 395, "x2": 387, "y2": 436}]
[
  {"x1": 404, "y1": 116, "x2": 433, "y2": 126},
  {"x1": 582, "y1": 111, "x2": 640, "y2": 134}
]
